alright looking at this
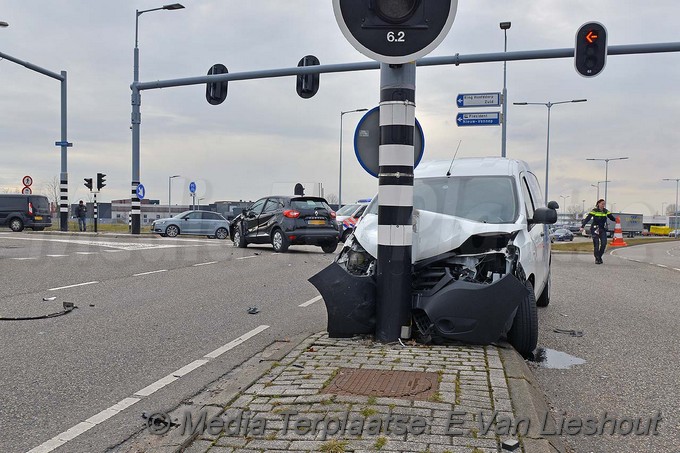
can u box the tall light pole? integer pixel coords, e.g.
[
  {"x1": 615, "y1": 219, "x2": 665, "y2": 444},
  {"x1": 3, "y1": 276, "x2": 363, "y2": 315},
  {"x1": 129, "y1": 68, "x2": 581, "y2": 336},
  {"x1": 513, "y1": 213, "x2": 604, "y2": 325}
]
[
  {"x1": 339, "y1": 108, "x2": 368, "y2": 207},
  {"x1": 590, "y1": 180, "x2": 610, "y2": 200},
  {"x1": 586, "y1": 157, "x2": 628, "y2": 205},
  {"x1": 662, "y1": 178, "x2": 680, "y2": 233},
  {"x1": 582, "y1": 199, "x2": 586, "y2": 216},
  {"x1": 559, "y1": 195, "x2": 570, "y2": 217},
  {"x1": 131, "y1": 3, "x2": 185, "y2": 234},
  {"x1": 168, "y1": 174, "x2": 180, "y2": 216},
  {"x1": 500, "y1": 21, "x2": 511, "y2": 158},
  {"x1": 514, "y1": 99, "x2": 587, "y2": 202},
  {"x1": 661, "y1": 202, "x2": 667, "y2": 216}
]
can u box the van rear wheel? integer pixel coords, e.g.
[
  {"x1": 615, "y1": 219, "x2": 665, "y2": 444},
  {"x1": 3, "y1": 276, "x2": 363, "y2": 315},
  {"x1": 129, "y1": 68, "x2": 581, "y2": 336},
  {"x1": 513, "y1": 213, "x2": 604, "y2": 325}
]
[{"x1": 9, "y1": 218, "x2": 24, "y2": 232}]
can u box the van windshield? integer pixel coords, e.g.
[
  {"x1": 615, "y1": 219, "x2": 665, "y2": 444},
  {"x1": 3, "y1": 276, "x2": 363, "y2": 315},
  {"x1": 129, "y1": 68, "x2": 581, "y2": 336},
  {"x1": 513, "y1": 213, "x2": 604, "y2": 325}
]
[{"x1": 367, "y1": 176, "x2": 519, "y2": 224}]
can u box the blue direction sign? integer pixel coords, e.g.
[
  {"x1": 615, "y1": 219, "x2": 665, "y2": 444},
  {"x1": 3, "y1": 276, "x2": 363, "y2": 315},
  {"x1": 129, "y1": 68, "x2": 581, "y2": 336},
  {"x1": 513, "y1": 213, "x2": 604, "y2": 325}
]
[
  {"x1": 456, "y1": 112, "x2": 501, "y2": 126},
  {"x1": 456, "y1": 93, "x2": 501, "y2": 108},
  {"x1": 189, "y1": 181, "x2": 197, "y2": 194},
  {"x1": 54, "y1": 141, "x2": 73, "y2": 147},
  {"x1": 136, "y1": 184, "x2": 145, "y2": 200}
]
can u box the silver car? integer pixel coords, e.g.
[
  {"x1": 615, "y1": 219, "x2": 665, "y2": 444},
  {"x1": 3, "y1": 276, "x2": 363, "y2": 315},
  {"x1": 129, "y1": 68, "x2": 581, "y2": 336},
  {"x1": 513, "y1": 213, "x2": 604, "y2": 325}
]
[{"x1": 152, "y1": 210, "x2": 230, "y2": 239}]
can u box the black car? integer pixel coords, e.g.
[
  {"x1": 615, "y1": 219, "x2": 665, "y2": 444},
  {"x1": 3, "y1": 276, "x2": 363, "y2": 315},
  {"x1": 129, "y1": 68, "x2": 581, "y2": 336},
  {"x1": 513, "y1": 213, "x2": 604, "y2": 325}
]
[
  {"x1": 550, "y1": 228, "x2": 574, "y2": 242},
  {"x1": 230, "y1": 196, "x2": 340, "y2": 253}
]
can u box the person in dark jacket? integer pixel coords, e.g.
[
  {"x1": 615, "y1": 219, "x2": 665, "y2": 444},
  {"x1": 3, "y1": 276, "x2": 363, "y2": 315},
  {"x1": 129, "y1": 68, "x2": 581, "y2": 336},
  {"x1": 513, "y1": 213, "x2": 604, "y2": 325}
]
[
  {"x1": 76, "y1": 200, "x2": 87, "y2": 232},
  {"x1": 580, "y1": 199, "x2": 616, "y2": 264}
]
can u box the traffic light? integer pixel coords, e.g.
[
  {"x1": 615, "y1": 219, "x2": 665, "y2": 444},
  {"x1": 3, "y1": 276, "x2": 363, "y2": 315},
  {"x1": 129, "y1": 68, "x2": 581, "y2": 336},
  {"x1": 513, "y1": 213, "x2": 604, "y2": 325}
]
[
  {"x1": 84, "y1": 178, "x2": 93, "y2": 191},
  {"x1": 296, "y1": 55, "x2": 320, "y2": 99},
  {"x1": 332, "y1": 0, "x2": 458, "y2": 64},
  {"x1": 575, "y1": 22, "x2": 607, "y2": 77},
  {"x1": 96, "y1": 173, "x2": 106, "y2": 190},
  {"x1": 206, "y1": 64, "x2": 228, "y2": 105}
]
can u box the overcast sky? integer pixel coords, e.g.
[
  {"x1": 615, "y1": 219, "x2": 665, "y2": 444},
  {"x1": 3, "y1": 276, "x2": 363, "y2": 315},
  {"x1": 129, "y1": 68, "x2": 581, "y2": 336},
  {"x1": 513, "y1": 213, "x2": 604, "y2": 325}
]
[{"x1": 1, "y1": 1, "x2": 679, "y2": 216}]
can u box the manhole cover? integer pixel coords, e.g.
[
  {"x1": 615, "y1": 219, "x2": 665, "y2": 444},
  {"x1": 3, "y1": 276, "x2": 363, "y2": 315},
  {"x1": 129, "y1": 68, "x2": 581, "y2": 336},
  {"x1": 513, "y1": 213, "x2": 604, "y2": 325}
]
[{"x1": 322, "y1": 368, "x2": 439, "y2": 400}]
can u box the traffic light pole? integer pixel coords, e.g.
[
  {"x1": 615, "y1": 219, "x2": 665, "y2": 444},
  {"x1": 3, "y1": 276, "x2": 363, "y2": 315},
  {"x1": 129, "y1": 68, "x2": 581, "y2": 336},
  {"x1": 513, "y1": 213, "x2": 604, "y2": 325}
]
[
  {"x1": 0, "y1": 51, "x2": 70, "y2": 231},
  {"x1": 375, "y1": 63, "x2": 416, "y2": 343},
  {"x1": 94, "y1": 192, "x2": 98, "y2": 233}
]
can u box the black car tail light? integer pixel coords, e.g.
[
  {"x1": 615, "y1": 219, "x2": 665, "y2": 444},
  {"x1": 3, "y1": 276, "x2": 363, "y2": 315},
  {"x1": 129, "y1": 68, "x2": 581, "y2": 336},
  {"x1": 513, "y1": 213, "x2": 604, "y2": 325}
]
[
  {"x1": 330, "y1": 211, "x2": 337, "y2": 219},
  {"x1": 283, "y1": 209, "x2": 301, "y2": 218}
]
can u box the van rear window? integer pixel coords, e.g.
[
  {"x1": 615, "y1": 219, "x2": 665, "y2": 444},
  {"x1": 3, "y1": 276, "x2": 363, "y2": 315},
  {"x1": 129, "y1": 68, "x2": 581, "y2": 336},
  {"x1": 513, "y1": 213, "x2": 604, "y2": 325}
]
[{"x1": 31, "y1": 196, "x2": 50, "y2": 210}]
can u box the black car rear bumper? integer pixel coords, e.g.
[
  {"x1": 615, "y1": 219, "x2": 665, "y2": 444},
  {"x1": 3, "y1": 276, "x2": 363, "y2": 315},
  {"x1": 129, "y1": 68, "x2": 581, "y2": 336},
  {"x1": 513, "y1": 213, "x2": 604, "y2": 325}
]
[{"x1": 285, "y1": 228, "x2": 339, "y2": 245}]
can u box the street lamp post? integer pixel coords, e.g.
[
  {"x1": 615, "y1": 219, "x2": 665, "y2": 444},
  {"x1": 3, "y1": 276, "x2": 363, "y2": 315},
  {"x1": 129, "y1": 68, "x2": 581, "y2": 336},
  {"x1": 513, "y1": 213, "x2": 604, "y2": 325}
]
[
  {"x1": 514, "y1": 99, "x2": 587, "y2": 202},
  {"x1": 582, "y1": 199, "x2": 586, "y2": 216},
  {"x1": 131, "y1": 3, "x2": 185, "y2": 234},
  {"x1": 500, "y1": 21, "x2": 511, "y2": 158},
  {"x1": 168, "y1": 174, "x2": 180, "y2": 216},
  {"x1": 661, "y1": 202, "x2": 667, "y2": 216},
  {"x1": 662, "y1": 178, "x2": 680, "y2": 233},
  {"x1": 586, "y1": 157, "x2": 629, "y2": 205},
  {"x1": 339, "y1": 108, "x2": 368, "y2": 207},
  {"x1": 559, "y1": 195, "x2": 570, "y2": 217}
]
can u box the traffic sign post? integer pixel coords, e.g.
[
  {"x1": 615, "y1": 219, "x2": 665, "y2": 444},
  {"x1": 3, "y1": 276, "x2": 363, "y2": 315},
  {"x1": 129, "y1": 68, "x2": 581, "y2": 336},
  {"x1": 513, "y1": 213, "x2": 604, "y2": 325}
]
[
  {"x1": 22, "y1": 175, "x2": 33, "y2": 187},
  {"x1": 456, "y1": 112, "x2": 501, "y2": 126},
  {"x1": 136, "y1": 184, "x2": 146, "y2": 200},
  {"x1": 456, "y1": 93, "x2": 501, "y2": 108},
  {"x1": 22, "y1": 187, "x2": 32, "y2": 195},
  {"x1": 189, "y1": 182, "x2": 196, "y2": 210}
]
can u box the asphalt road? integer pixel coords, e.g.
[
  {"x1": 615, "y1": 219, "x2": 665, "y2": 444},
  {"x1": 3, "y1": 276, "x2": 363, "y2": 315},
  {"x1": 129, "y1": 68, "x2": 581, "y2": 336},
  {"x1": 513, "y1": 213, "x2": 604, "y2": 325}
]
[
  {"x1": 532, "y1": 242, "x2": 680, "y2": 453},
  {"x1": 0, "y1": 232, "x2": 335, "y2": 453}
]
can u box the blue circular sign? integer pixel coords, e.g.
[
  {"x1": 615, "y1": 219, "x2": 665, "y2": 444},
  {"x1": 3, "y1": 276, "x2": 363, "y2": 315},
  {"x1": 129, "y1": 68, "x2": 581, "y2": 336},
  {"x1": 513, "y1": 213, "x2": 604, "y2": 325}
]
[
  {"x1": 136, "y1": 184, "x2": 145, "y2": 200},
  {"x1": 189, "y1": 181, "x2": 196, "y2": 194}
]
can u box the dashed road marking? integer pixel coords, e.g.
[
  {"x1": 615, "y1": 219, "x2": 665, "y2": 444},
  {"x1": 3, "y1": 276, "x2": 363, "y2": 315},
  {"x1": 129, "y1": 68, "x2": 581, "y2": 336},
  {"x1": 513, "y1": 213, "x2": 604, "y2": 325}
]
[
  {"x1": 193, "y1": 261, "x2": 218, "y2": 267},
  {"x1": 133, "y1": 269, "x2": 167, "y2": 277},
  {"x1": 48, "y1": 281, "x2": 99, "y2": 291},
  {"x1": 299, "y1": 295, "x2": 323, "y2": 307},
  {"x1": 236, "y1": 255, "x2": 259, "y2": 260}
]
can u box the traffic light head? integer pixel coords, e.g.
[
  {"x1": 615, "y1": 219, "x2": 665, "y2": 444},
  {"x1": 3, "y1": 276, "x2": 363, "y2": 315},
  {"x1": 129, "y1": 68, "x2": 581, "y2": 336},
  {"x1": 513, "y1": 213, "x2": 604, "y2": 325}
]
[
  {"x1": 333, "y1": 0, "x2": 458, "y2": 64},
  {"x1": 206, "y1": 64, "x2": 228, "y2": 105},
  {"x1": 84, "y1": 178, "x2": 93, "y2": 191},
  {"x1": 575, "y1": 22, "x2": 607, "y2": 77},
  {"x1": 296, "y1": 55, "x2": 320, "y2": 99},
  {"x1": 96, "y1": 173, "x2": 106, "y2": 190}
]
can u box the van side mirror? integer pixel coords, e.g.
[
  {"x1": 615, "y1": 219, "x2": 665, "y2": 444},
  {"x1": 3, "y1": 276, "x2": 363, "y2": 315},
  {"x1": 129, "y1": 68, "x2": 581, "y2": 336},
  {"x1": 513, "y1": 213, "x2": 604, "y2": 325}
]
[
  {"x1": 547, "y1": 200, "x2": 559, "y2": 210},
  {"x1": 532, "y1": 207, "x2": 558, "y2": 224}
]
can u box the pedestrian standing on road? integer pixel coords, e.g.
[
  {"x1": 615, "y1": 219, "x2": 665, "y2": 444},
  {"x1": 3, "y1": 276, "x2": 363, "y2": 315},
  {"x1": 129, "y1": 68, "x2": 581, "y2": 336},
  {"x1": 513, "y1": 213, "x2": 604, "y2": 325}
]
[
  {"x1": 580, "y1": 199, "x2": 616, "y2": 264},
  {"x1": 76, "y1": 200, "x2": 87, "y2": 232}
]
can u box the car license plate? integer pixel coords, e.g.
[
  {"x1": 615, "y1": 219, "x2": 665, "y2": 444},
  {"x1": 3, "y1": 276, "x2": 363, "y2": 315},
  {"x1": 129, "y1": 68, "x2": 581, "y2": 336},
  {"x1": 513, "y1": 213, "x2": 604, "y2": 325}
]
[
  {"x1": 308, "y1": 220, "x2": 325, "y2": 225},
  {"x1": 34, "y1": 216, "x2": 43, "y2": 220}
]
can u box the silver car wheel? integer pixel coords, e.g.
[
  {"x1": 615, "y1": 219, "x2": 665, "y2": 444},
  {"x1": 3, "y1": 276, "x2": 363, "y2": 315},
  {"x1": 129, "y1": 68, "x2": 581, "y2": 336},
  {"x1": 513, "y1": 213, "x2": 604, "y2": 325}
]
[
  {"x1": 166, "y1": 225, "x2": 179, "y2": 237},
  {"x1": 215, "y1": 227, "x2": 228, "y2": 240}
]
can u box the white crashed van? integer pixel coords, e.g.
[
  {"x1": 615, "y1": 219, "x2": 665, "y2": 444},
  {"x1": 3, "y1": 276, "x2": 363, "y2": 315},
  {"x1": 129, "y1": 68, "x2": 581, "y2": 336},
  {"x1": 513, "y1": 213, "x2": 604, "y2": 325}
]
[{"x1": 310, "y1": 158, "x2": 558, "y2": 356}]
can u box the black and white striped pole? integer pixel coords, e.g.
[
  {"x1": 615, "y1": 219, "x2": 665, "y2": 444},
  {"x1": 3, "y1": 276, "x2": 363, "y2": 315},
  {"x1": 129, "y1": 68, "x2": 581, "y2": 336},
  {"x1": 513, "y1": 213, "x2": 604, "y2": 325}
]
[
  {"x1": 333, "y1": 0, "x2": 458, "y2": 342},
  {"x1": 376, "y1": 63, "x2": 416, "y2": 341},
  {"x1": 93, "y1": 193, "x2": 98, "y2": 233}
]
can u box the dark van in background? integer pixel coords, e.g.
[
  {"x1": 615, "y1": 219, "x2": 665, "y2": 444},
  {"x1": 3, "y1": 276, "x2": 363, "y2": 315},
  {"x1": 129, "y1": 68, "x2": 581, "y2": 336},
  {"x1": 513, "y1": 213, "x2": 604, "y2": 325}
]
[{"x1": 0, "y1": 194, "x2": 52, "y2": 232}]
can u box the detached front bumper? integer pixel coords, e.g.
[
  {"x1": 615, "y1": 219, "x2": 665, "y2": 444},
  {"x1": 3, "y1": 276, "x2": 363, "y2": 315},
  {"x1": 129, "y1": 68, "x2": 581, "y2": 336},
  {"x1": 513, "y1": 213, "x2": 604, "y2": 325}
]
[
  {"x1": 412, "y1": 273, "x2": 527, "y2": 344},
  {"x1": 309, "y1": 261, "x2": 527, "y2": 345}
]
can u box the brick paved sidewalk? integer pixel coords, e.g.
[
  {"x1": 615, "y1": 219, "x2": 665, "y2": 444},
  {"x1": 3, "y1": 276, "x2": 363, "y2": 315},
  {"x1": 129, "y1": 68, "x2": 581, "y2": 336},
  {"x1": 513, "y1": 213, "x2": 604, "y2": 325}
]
[{"x1": 121, "y1": 332, "x2": 565, "y2": 453}]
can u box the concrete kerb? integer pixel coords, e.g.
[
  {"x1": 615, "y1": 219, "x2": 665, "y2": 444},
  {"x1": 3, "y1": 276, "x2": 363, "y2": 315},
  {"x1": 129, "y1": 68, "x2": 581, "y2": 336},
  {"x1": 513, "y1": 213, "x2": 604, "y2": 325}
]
[{"x1": 498, "y1": 342, "x2": 569, "y2": 453}]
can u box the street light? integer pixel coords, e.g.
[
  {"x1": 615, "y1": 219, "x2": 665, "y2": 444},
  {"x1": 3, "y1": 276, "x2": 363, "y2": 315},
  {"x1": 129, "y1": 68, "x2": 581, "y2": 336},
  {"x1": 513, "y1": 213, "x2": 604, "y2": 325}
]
[
  {"x1": 582, "y1": 199, "x2": 586, "y2": 216},
  {"x1": 661, "y1": 202, "x2": 667, "y2": 216},
  {"x1": 339, "y1": 108, "x2": 368, "y2": 207},
  {"x1": 131, "y1": 3, "x2": 185, "y2": 234},
  {"x1": 0, "y1": 21, "x2": 9, "y2": 28},
  {"x1": 559, "y1": 195, "x2": 570, "y2": 217},
  {"x1": 586, "y1": 157, "x2": 628, "y2": 205},
  {"x1": 500, "y1": 21, "x2": 511, "y2": 157},
  {"x1": 514, "y1": 99, "x2": 587, "y2": 202},
  {"x1": 590, "y1": 180, "x2": 610, "y2": 201},
  {"x1": 662, "y1": 178, "x2": 680, "y2": 233},
  {"x1": 168, "y1": 174, "x2": 180, "y2": 216}
]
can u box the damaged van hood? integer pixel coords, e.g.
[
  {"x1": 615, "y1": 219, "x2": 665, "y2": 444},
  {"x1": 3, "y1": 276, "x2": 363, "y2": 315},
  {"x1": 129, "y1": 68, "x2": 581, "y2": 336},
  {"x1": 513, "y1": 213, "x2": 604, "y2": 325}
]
[{"x1": 354, "y1": 210, "x2": 525, "y2": 262}]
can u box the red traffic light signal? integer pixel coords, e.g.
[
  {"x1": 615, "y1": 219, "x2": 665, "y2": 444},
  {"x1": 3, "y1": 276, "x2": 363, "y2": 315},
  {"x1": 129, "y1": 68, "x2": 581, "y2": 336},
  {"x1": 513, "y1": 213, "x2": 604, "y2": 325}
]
[{"x1": 575, "y1": 22, "x2": 607, "y2": 77}]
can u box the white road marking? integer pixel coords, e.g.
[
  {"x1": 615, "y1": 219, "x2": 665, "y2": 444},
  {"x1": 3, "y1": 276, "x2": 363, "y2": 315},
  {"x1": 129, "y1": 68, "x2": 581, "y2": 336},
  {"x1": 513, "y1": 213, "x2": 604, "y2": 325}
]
[
  {"x1": 75, "y1": 252, "x2": 97, "y2": 255},
  {"x1": 674, "y1": 268, "x2": 680, "y2": 272},
  {"x1": 299, "y1": 295, "x2": 323, "y2": 307},
  {"x1": 236, "y1": 255, "x2": 259, "y2": 260},
  {"x1": 657, "y1": 264, "x2": 668, "y2": 268},
  {"x1": 46, "y1": 254, "x2": 68, "y2": 257},
  {"x1": 11, "y1": 257, "x2": 36, "y2": 260},
  {"x1": 48, "y1": 281, "x2": 99, "y2": 291},
  {"x1": 26, "y1": 397, "x2": 140, "y2": 453},
  {"x1": 0, "y1": 236, "x2": 209, "y2": 251},
  {"x1": 193, "y1": 261, "x2": 218, "y2": 267},
  {"x1": 26, "y1": 326, "x2": 269, "y2": 453},
  {"x1": 133, "y1": 269, "x2": 167, "y2": 277},
  {"x1": 204, "y1": 325, "x2": 270, "y2": 359}
]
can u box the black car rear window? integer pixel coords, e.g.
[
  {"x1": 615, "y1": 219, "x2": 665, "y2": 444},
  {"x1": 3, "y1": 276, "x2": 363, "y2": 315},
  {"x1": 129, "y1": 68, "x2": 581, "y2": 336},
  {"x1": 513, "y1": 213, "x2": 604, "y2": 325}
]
[{"x1": 291, "y1": 199, "x2": 331, "y2": 211}]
